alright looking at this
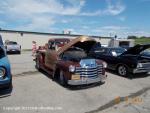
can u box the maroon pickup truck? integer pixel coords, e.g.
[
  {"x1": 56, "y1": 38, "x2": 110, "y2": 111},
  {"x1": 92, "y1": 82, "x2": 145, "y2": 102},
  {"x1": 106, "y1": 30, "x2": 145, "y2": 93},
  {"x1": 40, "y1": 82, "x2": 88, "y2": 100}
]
[{"x1": 35, "y1": 36, "x2": 107, "y2": 86}]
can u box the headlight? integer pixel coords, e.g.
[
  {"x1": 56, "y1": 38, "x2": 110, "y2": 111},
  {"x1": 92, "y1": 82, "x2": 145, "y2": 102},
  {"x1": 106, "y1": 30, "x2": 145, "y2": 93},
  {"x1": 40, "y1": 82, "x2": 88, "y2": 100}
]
[
  {"x1": 137, "y1": 63, "x2": 143, "y2": 68},
  {"x1": 69, "y1": 65, "x2": 75, "y2": 72},
  {"x1": 0, "y1": 67, "x2": 6, "y2": 78},
  {"x1": 102, "y1": 62, "x2": 107, "y2": 68}
]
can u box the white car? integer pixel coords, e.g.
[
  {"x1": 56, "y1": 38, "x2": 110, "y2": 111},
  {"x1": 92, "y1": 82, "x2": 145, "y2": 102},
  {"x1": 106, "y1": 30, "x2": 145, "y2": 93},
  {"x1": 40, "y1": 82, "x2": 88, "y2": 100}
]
[{"x1": 5, "y1": 41, "x2": 21, "y2": 54}]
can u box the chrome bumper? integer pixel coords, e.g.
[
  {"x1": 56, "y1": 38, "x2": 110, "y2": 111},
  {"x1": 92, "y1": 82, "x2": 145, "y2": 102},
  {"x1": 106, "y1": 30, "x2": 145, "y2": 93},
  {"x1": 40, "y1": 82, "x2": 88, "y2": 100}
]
[
  {"x1": 68, "y1": 75, "x2": 106, "y2": 85},
  {"x1": 133, "y1": 68, "x2": 150, "y2": 73}
]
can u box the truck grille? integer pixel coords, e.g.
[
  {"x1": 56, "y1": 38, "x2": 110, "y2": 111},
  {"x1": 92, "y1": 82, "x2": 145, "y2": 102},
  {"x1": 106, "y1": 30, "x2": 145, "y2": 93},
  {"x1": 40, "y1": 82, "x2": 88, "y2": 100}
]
[{"x1": 75, "y1": 65, "x2": 103, "y2": 79}]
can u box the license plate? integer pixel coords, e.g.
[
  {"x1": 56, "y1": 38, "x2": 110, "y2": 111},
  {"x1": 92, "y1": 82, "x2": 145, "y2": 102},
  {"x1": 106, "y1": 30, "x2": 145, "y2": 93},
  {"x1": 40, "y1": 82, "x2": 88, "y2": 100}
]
[{"x1": 71, "y1": 74, "x2": 80, "y2": 80}]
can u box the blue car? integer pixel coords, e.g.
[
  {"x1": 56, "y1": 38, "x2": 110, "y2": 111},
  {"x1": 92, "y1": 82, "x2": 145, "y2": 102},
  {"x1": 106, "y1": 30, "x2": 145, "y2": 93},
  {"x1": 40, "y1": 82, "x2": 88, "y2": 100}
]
[{"x1": 0, "y1": 35, "x2": 12, "y2": 89}]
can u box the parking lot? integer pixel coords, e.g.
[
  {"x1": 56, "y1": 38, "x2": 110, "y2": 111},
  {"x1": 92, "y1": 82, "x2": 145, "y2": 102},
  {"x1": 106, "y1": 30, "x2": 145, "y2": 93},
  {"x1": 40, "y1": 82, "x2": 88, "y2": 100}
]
[{"x1": 0, "y1": 51, "x2": 150, "y2": 113}]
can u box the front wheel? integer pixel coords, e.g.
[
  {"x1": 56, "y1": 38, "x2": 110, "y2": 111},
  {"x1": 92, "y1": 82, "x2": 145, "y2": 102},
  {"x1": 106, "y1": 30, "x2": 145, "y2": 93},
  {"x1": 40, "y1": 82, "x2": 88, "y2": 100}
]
[
  {"x1": 117, "y1": 65, "x2": 128, "y2": 76},
  {"x1": 59, "y1": 70, "x2": 67, "y2": 86}
]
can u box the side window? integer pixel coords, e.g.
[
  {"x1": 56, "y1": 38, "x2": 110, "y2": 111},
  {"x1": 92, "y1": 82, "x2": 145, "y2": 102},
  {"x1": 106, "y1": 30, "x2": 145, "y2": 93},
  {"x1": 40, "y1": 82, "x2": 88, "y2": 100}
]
[{"x1": 48, "y1": 41, "x2": 55, "y2": 50}]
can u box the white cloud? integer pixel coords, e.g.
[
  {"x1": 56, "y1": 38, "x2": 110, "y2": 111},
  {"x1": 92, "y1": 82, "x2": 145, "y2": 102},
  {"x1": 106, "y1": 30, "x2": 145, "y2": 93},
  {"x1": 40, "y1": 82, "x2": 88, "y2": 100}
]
[
  {"x1": 0, "y1": 0, "x2": 85, "y2": 16},
  {"x1": 124, "y1": 31, "x2": 150, "y2": 37},
  {"x1": 89, "y1": 25, "x2": 131, "y2": 37},
  {"x1": 91, "y1": 26, "x2": 150, "y2": 37},
  {"x1": 0, "y1": 0, "x2": 127, "y2": 34},
  {"x1": 0, "y1": 0, "x2": 85, "y2": 31},
  {"x1": 80, "y1": 0, "x2": 126, "y2": 16},
  {"x1": 81, "y1": 10, "x2": 102, "y2": 16},
  {"x1": 104, "y1": 0, "x2": 126, "y2": 15},
  {"x1": 61, "y1": 20, "x2": 69, "y2": 23},
  {"x1": 100, "y1": 26, "x2": 129, "y2": 30},
  {"x1": 81, "y1": 26, "x2": 90, "y2": 29},
  {"x1": 118, "y1": 16, "x2": 126, "y2": 21},
  {"x1": 0, "y1": 21, "x2": 6, "y2": 25},
  {"x1": 16, "y1": 16, "x2": 55, "y2": 31}
]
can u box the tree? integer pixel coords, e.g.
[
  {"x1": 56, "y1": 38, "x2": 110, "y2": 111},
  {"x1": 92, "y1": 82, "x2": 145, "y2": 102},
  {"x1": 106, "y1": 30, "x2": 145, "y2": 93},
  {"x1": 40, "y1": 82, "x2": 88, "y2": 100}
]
[{"x1": 127, "y1": 36, "x2": 137, "y2": 39}]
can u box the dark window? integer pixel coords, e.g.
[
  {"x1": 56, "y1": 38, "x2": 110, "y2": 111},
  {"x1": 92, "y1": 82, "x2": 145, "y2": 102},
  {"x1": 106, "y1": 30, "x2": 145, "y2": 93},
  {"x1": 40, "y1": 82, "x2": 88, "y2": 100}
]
[
  {"x1": 62, "y1": 47, "x2": 87, "y2": 60},
  {"x1": 48, "y1": 41, "x2": 55, "y2": 50},
  {"x1": 93, "y1": 48, "x2": 108, "y2": 55},
  {"x1": 119, "y1": 41, "x2": 129, "y2": 48},
  {"x1": 6, "y1": 41, "x2": 17, "y2": 45}
]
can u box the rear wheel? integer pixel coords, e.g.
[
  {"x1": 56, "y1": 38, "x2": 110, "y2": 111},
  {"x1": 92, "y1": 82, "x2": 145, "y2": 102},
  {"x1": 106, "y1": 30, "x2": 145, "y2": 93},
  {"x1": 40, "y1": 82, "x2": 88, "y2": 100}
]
[
  {"x1": 36, "y1": 58, "x2": 41, "y2": 71},
  {"x1": 117, "y1": 65, "x2": 128, "y2": 76}
]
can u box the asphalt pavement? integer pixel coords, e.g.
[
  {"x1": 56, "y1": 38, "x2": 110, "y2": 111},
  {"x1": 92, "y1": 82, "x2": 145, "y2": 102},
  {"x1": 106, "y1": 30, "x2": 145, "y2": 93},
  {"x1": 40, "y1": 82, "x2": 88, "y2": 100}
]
[{"x1": 0, "y1": 51, "x2": 150, "y2": 113}]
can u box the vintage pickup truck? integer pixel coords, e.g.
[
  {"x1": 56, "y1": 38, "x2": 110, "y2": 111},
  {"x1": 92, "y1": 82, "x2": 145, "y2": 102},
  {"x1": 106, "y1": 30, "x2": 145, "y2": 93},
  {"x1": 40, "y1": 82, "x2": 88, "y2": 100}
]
[{"x1": 35, "y1": 36, "x2": 107, "y2": 86}]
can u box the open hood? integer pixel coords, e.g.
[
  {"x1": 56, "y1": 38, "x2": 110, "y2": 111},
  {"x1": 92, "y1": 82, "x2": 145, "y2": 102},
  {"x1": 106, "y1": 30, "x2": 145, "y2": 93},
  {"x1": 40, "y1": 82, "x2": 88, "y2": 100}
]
[
  {"x1": 121, "y1": 44, "x2": 150, "y2": 55},
  {"x1": 57, "y1": 36, "x2": 96, "y2": 55}
]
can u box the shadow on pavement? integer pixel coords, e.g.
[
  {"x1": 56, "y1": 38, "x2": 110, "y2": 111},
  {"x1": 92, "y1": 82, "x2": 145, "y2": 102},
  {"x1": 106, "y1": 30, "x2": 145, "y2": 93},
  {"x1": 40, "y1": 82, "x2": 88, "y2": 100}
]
[
  {"x1": 38, "y1": 69, "x2": 105, "y2": 90},
  {"x1": 67, "y1": 82, "x2": 105, "y2": 91},
  {"x1": 7, "y1": 53, "x2": 20, "y2": 55},
  {"x1": 131, "y1": 73, "x2": 150, "y2": 79},
  {"x1": 106, "y1": 69, "x2": 150, "y2": 79}
]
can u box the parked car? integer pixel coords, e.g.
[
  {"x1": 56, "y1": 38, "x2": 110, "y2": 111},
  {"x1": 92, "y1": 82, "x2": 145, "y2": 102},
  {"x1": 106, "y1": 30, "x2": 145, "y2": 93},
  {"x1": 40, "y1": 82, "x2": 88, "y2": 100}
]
[
  {"x1": 0, "y1": 36, "x2": 12, "y2": 89},
  {"x1": 35, "y1": 36, "x2": 107, "y2": 86},
  {"x1": 5, "y1": 41, "x2": 21, "y2": 54},
  {"x1": 140, "y1": 50, "x2": 150, "y2": 58},
  {"x1": 89, "y1": 44, "x2": 150, "y2": 77}
]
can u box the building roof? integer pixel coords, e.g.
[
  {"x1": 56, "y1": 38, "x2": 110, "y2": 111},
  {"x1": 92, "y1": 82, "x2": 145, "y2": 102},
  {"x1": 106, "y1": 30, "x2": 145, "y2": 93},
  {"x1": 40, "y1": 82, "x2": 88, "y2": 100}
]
[{"x1": 0, "y1": 29, "x2": 112, "y2": 39}]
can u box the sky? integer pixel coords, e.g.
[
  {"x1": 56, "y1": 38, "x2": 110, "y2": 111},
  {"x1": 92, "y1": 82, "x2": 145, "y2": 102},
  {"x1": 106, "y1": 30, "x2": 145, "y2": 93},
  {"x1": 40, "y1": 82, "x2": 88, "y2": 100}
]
[{"x1": 0, "y1": 0, "x2": 150, "y2": 37}]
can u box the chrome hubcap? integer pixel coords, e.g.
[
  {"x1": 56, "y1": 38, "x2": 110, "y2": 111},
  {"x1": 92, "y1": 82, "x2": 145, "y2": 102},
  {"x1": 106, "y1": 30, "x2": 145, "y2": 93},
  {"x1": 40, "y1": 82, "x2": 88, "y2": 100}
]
[{"x1": 118, "y1": 66, "x2": 126, "y2": 76}]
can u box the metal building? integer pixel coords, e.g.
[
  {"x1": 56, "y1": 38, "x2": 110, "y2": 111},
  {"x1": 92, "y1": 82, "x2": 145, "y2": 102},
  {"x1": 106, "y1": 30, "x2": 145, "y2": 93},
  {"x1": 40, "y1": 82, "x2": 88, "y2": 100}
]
[{"x1": 0, "y1": 29, "x2": 111, "y2": 50}]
